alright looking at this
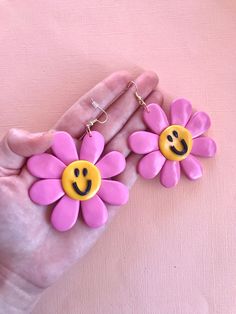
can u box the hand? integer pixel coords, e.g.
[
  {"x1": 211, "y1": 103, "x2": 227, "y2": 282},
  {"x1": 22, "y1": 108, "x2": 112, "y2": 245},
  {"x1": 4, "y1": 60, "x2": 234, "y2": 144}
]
[{"x1": 0, "y1": 71, "x2": 162, "y2": 313}]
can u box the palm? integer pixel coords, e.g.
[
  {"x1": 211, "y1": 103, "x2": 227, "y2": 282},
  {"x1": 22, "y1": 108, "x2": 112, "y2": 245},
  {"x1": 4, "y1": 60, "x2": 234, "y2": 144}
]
[{"x1": 0, "y1": 71, "x2": 161, "y2": 289}]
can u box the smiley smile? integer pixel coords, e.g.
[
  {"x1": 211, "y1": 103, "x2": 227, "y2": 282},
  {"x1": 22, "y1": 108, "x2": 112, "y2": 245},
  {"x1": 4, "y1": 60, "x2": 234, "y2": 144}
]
[
  {"x1": 170, "y1": 139, "x2": 188, "y2": 156},
  {"x1": 72, "y1": 180, "x2": 92, "y2": 196}
]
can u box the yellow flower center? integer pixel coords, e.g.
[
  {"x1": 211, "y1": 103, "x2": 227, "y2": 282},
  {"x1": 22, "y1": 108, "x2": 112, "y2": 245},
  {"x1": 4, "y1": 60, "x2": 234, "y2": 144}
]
[
  {"x1": 62, "y1": 160, "x2": 101, "y2": 201},
  {"x1": 159, "y1": 125, "x2": 192, "y2": 161}
]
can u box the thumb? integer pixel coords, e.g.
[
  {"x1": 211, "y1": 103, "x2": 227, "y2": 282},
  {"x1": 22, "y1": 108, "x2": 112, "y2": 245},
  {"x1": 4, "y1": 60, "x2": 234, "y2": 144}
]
[{"x1": 0, "y1": 128, "x2": 54, "y2": 171}]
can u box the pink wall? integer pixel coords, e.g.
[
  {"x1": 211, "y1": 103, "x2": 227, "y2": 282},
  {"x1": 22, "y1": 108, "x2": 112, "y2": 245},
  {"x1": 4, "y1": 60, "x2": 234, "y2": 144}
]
[{"x1": 0, "y1": 1, "x2": 235, "y2": 313}]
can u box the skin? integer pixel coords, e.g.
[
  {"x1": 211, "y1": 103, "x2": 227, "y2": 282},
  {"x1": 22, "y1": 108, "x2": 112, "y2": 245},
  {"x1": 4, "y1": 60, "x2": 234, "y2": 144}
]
[{"x1": 0, "y1": 71, "x2": 163, "y2": 313}]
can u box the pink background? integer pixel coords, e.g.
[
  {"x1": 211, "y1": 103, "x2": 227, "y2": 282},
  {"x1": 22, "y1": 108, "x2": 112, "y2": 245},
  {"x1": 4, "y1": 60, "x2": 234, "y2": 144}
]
[{"x1": 0, "y1": 1, "x2": 236, "y2": 313}]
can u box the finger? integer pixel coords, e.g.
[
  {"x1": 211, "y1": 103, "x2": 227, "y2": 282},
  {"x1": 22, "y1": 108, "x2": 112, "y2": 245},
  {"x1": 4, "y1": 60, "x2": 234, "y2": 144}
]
[
  {"x1": 54, "y1": 71, "x2": 132, "y2": 137},
  {"x1": 0, "y1": 129, "x2": 54, "y2": 171},
  {"x1": 92, "y1": 71, "x2": 159, "y2": 143},
  {"x1": 103, "y1": 90, "x2": 163, "y2": 157}
]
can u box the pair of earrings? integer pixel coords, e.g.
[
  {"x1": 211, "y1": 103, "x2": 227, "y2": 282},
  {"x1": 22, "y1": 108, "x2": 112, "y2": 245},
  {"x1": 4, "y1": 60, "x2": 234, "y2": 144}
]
[{"x1": 27, "y1": 82, "x2": 216, "y2": 232}]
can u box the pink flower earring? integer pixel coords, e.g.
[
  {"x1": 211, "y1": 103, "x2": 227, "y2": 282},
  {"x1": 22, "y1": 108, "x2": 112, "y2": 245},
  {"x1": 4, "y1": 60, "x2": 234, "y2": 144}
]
[
  {"x1": 27, "y1": 99, "x2": 129, "y2": 232},
  {"x1": 128, "y1": 81, "x2": 217, "y2": 188}
]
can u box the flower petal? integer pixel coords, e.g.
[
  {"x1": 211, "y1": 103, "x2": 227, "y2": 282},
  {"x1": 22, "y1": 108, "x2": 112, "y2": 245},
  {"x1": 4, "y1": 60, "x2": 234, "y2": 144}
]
[
  {"x1": 138, "y1": 151, "x2": 166, "y2": 179},
  {"x1": 27, "y1": 153, "x2": 66, "y2": 179},
  {"x1": 181, "y1": 154, "x2": 203, "y2": 180},
  {"x1": 52, "y1": 132, "x2": 78, "y2": 165},
  {"x1": 170, "y1": 98, "x2": 192, "y2": 126},
  {"x1": 80, "y1": 131, "x2": 104, "y2": 164},
  {"x1": 29, "y1": 179, "x2": 64, "y2": 205},
  {"x1": 96, "y1": 151, "x2": 126, "y2": 178},
  {"x1": 191, "y1": 137, "x2": 217, "y2": 157},
  {"x1": 98, "y1": 180, "x2": 129, "y2": 205},
  {"x1": 144, "y1": 103, "x2": 169, "y2": 134},
  {"x1": 81, "y1": 195, "x2": 108, "y2": 228},
  {"x1": 186, "y1": 112, "x2": 211, "y2": 138},
  {"x1": 160, "y1": 160, "x2": 180, "y2": 188},
  {"x1": 128, "y1": 131, "x2": 159, "y2": 154},
  {"x1": 51, "y1": 196, "x2": 80, "y2": 232}
]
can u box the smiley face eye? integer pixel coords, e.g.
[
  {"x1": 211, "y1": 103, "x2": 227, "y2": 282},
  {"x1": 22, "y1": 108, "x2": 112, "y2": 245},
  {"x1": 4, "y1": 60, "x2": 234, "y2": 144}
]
[
  {"x1": 74, "y1": 168, "x2": 80, "y2": 177},
  {"x1": 173, "y1": 130, "x2": 178, "y2": 138},
  {"x1": 167, "y1": 135, "x2": 173, "y2": 142},
  {"x1": 82, "y1": 168, "x2": 88, "y2": 177}
]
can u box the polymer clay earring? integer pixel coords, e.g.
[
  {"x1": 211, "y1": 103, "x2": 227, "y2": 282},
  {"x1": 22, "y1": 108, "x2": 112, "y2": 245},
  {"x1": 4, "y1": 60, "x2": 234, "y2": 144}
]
[
  {"x1": 27, "y1": 99, "x2": 129, "y2": 232},
  {"x1": 128, "y1": 82, "x2": 217, "y2": 188}
]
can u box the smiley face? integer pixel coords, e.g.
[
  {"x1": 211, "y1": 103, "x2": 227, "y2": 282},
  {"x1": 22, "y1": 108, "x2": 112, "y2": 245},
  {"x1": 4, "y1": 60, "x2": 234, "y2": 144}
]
[
  {"x1": 159, "y1": 125, "x2": 192, "y2": 161},
  {"x1": 61, "y1": 160, "x2": 101, "y2": 201}
]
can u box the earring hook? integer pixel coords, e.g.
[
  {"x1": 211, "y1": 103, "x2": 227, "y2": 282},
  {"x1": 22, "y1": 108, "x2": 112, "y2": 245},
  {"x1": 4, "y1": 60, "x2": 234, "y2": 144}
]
[
  {"x1": 90, "y1": 98, "x2": 108, "y2": 124},
  {"x1": 85, "y1": 98, "x2": 109, "y2": 136},
  {"x1": 127, "y1": 81, "x2": 149, "y2": 112}
]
